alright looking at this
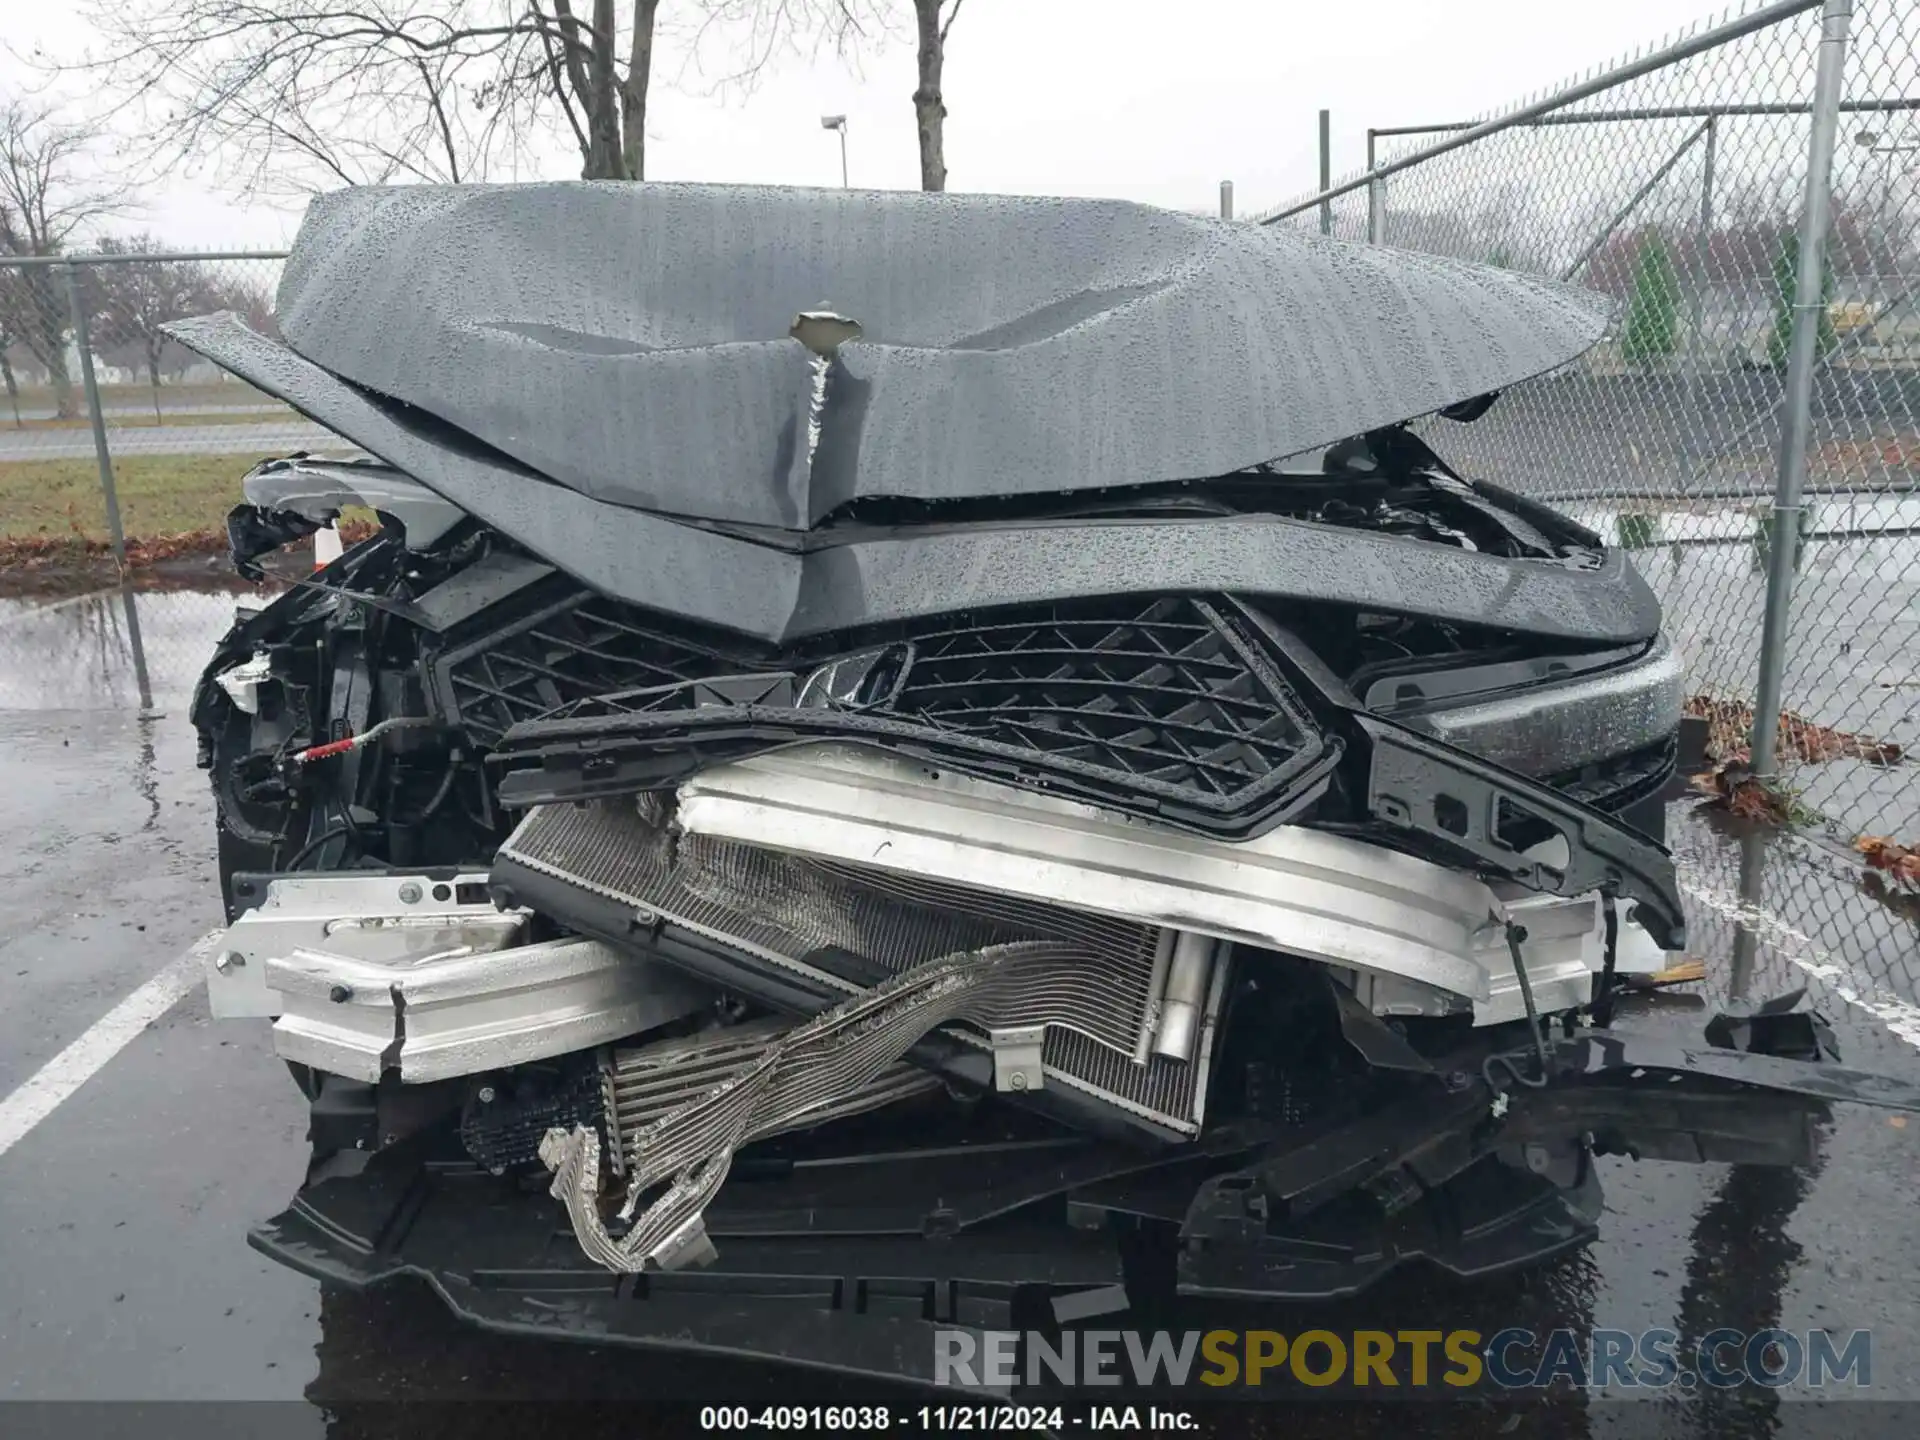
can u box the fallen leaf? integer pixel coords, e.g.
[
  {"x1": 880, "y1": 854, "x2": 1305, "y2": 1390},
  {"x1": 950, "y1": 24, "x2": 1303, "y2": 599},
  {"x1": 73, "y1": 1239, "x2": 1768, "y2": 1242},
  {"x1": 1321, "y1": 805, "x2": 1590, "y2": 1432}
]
[
  {"x1": 1856, "y1": 834, "x2": 1920, "y2": 889},
  {"x1": 1689, "y1": 759, "x2": 1813, "y2": 826}
]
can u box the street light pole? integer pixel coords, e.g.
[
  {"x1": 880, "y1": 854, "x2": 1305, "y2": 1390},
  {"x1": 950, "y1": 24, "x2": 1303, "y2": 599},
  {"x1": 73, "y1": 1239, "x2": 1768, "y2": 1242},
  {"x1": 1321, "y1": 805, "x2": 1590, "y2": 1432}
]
[
  {"x1": 821, "y1": 115, "x2": 849, "y2": 187},
  {"x1": 1852, "y1": 126, "x2": 1915, "y2": 327}
]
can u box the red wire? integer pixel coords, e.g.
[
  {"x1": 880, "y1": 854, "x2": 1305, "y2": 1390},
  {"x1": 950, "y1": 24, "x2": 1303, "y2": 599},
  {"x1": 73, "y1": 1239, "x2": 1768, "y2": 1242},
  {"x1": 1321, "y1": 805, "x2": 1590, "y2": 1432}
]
[{"x1": 297, "y1": 735, "x2": 357, "y2": 763}]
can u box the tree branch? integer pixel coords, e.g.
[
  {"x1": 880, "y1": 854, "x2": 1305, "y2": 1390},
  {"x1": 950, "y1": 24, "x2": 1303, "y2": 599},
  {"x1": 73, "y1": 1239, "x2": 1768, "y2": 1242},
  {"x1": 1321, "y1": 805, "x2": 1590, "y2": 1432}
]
[
  {"x1": 55, "y1": 1, "x2": 583, "y2": 195},
  {"x1": 622, "y1": 0, "x2": 660, "y2": 181},
  {"x1": 0, "y1": 99, "x2": 131, "y2": 254},
  {"x1": 414, "y1": 55, "x2": 463, "y2": 182},
  {"x1": 532, "y1": 12, "x2": 591, "y2": 160},
  {"x1": 548, "y1": 0, "x2": 605, "y2": 174}
]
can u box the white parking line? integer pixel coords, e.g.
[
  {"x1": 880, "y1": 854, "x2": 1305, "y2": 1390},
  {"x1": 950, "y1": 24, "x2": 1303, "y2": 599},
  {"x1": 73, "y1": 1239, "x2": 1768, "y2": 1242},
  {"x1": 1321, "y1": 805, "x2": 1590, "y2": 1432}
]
[
  {"x1": 1676, "y1": 872, "x2": 1920, "y2": 1053},
  {"x1": 0, "y1": 930, "x2": 219, "y2": 1160}
]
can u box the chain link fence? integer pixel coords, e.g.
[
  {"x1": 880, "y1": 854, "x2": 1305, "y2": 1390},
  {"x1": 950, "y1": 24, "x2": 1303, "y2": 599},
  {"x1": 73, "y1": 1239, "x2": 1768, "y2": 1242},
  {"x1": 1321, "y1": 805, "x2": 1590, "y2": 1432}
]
[
  {"x1": 1264, "y1": 0, "x2": 1919, "y2": 1012},
  {"x1": 0, "y1": 249, "x2": 322, "y2": 696},
  {"x1": 0, "y1": 249, "x2": 315, "y2": 467}
]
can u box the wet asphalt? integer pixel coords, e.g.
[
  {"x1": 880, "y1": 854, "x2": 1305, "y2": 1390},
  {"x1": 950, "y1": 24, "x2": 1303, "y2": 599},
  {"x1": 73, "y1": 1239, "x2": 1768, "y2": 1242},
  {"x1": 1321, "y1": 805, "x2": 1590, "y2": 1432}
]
[{"x1": 0, "y1": 581, "x2": 1916, "y2": 1438}]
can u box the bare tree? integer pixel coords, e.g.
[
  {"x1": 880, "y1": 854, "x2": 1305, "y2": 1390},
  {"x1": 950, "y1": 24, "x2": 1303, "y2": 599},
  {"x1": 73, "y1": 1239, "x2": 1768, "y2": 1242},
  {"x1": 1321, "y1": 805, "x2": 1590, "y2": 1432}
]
[
  {"x1": 0, "y1": 264, "x2": 31, "y2": 425},
  {"x1": 200, "y1": 272, "x2": 279, "y2": 339},
  {"x1": 86, "y1": 236, "x2": 222, "y2": 421},
  {"x1": 67, "y1": 0, "x2": 966, "y2": 203},
  {"x1": 66, "y1": 1, "x2": 669, "y2": 190},
  {"x1": 0, "y1": 99, "x2": 128, "y2": 418},
  {"x1": 683, "y1": 1, "x2": 884, "y2": 88},
  {"x1": 685, "y1": 1, "x2": 961, "y2": 192},
  {"x1": 910, "y1": 0, "x2": 962, "y2": 191}
]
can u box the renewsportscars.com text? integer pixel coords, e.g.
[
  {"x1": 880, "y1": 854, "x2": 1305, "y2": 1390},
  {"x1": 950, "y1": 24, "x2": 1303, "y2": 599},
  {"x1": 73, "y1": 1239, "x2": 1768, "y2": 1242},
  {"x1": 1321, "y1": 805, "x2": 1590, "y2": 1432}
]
[{"x1": 935, "y1": 1327, "x2": 1873, "y2": 1391}]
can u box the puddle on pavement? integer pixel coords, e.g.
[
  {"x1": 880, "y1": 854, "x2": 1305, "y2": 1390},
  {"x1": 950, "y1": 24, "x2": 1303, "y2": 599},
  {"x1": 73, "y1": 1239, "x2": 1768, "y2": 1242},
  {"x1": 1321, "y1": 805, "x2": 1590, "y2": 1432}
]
[
  {"x1": 1672, "y1": 805, "x2": 1920, "y2": 1051},
  {"x1": 0, "y1": 582, "x2": 274, "y2": 710}
]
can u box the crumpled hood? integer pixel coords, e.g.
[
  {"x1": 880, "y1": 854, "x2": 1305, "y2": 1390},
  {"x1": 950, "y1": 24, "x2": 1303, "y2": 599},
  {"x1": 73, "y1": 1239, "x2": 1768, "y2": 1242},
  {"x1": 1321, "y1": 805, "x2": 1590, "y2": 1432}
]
[
  {"x1": 267, "y1": 182, "x2": 1609, "y2": 530},
  {"x1": 161, "y1": 309, "x2": 1662, "y2": 647}
]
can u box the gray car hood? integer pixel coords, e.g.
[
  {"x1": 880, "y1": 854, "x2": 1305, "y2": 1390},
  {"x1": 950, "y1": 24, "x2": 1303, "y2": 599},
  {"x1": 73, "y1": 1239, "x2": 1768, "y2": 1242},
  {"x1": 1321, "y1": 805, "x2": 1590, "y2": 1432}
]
[
  {"x1": 262, "y1": 182, "x2": 1607, "y2": 529},
  {"x1": 164, "y1": 309, "x2": 1660, "y2": 647}
]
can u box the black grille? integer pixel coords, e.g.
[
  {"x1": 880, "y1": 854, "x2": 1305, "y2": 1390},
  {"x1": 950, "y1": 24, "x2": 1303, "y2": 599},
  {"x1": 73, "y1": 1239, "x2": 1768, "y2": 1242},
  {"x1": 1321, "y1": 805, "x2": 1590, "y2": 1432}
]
[
  {"x1": 487, "y1": 594, "x2": 1337, "y2": 837},
  {"x1": 433, "y1": 589, "x2": 735, "y2": 747},
  {"x1": 890, "y1": 598, "x2": 1318, "y2": 800}
]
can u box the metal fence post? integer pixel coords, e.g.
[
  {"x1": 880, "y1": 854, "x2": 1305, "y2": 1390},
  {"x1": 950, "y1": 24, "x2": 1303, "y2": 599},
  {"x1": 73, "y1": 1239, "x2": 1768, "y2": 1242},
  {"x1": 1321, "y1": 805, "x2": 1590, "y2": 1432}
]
[
  {"x1": 1700, "y1": 113, "x2": 1718, "y2": 247},
  {"x1": 1750, "y1": 0, "x2": 1854, "y2": 778},
  {"x1": 62, "y1": 261, "x2": 155, "y2": 714},
  {"x1": 1318, "y1": 110, "x2": 1332, "y2": 235},
  {"x1": 1365, "y1": 129, "x2": 1383, "y2": 244},
  {"x1": 1728, "y1": 827, "x2": 1768, "y2": 1005},
  {"x1": 1219, "y1": 181, "x2": 1234, "y2": 220}
]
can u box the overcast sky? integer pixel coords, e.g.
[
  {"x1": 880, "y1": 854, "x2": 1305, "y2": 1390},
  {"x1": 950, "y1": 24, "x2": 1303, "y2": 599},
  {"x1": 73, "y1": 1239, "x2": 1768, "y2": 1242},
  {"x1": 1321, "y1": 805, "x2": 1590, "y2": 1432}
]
[{"x1": 7, "y1": 0, "x2": 1737, "y2": 249}]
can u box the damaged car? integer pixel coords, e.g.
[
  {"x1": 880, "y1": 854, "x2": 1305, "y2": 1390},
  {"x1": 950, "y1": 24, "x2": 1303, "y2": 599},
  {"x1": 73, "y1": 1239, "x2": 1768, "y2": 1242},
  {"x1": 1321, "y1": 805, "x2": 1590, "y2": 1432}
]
[{"x1": 169, "y1": 182, "x2": 1920, "y2": 1390}]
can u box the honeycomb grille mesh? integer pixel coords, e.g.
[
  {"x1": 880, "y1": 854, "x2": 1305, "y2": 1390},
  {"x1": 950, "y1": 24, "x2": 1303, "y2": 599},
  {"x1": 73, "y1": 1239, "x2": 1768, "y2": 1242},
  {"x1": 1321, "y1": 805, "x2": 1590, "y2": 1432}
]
[
  {"x1": 440, "y1": 591, "x2": 730, "y2": 747},
  {"x1": 449, "y1": 588, "x2": 1325, "y2": 821},
  {"x1": 888, "y1": 597, "x2": 1320, "y2": 800}
]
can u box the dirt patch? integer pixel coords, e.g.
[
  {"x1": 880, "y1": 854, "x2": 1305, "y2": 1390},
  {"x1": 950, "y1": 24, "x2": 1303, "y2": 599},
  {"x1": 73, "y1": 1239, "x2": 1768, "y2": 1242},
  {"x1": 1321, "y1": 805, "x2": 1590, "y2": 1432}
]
[
  {"x1": 1686, "y1": 697, "x2": 1919, "y2": 904},
  {"x1": 1856, "y1": 835, "x2": 1920, "y2": 888},
  {"x1": 1855, "y1": 835, "x2": 1920, "y2": 925},
  {"x1": 1810, "y1": 435, "x2": 1920, "y2": 478},
  {"x1": 0, "y1": 518, "x2": 377, "y2": 596},
  {"x1": 0, "y1": 528, "x2": 230, "y2": 585}
]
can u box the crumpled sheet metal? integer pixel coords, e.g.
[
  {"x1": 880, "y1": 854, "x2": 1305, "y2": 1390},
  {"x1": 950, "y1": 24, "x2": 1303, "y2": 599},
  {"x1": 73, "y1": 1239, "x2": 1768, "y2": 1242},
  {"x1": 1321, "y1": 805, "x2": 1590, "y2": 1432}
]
[
  {"x1": 269, "y1": 182, "x2": 1609, "y2": 529},
  {"x1": 264, "y1": 934, "x2": 711, "y2": 1083},
  {"x1": 159, "y1": 310, "x2": 1663, "y2": 648},
  {"x1": 543, "y1": 942, "x2": 1138, "y2": 1274}
]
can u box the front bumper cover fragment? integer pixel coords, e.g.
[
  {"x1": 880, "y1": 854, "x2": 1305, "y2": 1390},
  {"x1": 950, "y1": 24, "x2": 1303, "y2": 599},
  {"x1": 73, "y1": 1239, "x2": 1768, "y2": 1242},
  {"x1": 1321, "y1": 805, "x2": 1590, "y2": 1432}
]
[{"x1": 252, "y1": 1021, "x2": 1920, "y2": 1381}]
